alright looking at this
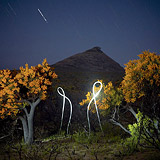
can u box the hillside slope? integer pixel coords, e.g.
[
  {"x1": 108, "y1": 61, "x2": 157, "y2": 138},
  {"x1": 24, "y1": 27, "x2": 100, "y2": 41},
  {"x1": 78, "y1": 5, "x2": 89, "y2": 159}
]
[
  {"x1": 52, "y1": 47, "x2": 124, "y2": 73},
  {"x1": 36, "y1": 47, "x2": 124, "y2": 135}
]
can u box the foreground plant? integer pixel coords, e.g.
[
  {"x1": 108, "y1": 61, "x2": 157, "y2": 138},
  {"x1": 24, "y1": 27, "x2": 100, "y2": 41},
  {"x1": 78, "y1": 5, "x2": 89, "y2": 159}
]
[{"x1": 0, "y1": 59, "x2": 57, "y2": 144}]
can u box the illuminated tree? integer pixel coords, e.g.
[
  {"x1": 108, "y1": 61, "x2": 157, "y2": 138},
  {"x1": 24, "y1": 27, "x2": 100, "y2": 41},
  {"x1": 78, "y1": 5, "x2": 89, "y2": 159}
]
[
  {"x1": 0, "y1": 59, "x2": 57, "y2": 144},
  {"x1": 79, "y1": 80, "x2": 123, "y2": 113},
  {"x1": 121, "y1": 51, "x2": 160, "y2": 118},
  {"x1": 108, "y1": 51, "x2": 160, "y2": 135},
  {"x1": 79, "y1": 80, "x2": 126, "y2": 133},
  {"x1": 80, "y1": 51, "x2": 160, "y2": 137}
]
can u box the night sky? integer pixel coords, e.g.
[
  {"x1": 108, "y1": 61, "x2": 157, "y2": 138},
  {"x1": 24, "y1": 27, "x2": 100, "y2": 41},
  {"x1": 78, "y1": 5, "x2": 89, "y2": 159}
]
[{"x1": 0, "y1": 0, "x2": 160, "y2": 69}]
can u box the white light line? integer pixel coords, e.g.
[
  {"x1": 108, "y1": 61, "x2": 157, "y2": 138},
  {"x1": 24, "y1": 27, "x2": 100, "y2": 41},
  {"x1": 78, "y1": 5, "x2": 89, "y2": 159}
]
[
  {"x1": 38, "y1": 8, "x2": 48, "y2": 23},
  {"x1": 57, "y1": 87, "x2": 72, "y2": 134},
  {"x1": 87, "y1": 81, "x2": 103, "y2": 136}
]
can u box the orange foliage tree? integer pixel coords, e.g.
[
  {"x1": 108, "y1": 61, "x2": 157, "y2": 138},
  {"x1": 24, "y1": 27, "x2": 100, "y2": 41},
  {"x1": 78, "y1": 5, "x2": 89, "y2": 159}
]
[
  {"x1": 79, "y1": 81, "x2": 123, "y2": 114},
  {"x1": 0, "y1": 59, "x2": 57, "y2": 144},
  {"x1": 121, "y1": 51, "x2": 160, "y2": 117},
  {"x1": 80, "y1": 51, "x2": 160, "y2": 134}
]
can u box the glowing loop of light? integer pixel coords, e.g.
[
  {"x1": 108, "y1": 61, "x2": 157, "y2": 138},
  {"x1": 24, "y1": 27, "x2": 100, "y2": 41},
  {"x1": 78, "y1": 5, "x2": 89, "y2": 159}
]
[
  {"x1": 57, "y1": 87, "x2": 72, "y2": 134},
  {"x1": 87, "y1": 81, "x2": 103, "y2": 135}
]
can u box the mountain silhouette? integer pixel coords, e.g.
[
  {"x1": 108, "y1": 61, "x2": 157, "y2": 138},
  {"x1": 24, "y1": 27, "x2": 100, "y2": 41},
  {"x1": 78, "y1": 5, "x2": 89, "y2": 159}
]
[
  {"x1": 52, "y1": 47, "x2": 124, "y2": 73},
  {"x1": 51, "y1": 46, "x2": 124, "y2": 107}
]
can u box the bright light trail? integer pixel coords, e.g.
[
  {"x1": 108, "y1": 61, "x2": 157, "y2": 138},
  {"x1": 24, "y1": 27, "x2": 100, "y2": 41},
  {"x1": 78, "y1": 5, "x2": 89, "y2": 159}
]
[
  {"x1": 87, "y1": 81, "x2": 103, "y2": 135},
  {"x1": 57, "y1": 87, "x2": 72, "y2": 134}
]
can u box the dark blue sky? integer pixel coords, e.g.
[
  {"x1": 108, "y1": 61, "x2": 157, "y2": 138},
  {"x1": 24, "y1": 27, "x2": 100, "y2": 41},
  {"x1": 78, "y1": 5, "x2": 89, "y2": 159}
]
[{"x1": 0, "y1": 0, "x2": 160, "y2": 69}]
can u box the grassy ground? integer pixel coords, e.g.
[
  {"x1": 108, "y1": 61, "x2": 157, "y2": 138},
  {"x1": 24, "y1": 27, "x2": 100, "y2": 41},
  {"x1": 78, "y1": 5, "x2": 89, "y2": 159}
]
[{"x1": 0, "y1": 132, "x2": 160, "y2": 160}]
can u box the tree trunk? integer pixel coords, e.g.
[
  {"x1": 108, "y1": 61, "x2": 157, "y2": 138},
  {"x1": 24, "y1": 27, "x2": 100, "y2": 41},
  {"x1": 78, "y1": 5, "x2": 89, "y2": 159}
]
[
  {"x1": 27, "y1": 112, "x2": 34, "y2": 144},
  {"x1": 27, "y1": 98, "x2": 41, "y2": 144},
  {"x1": 19, "y1": 116, "x2": 29, "y2": 142},
  {"x1": 20, "y1": 98, "x2": 41, "y2": 144}
]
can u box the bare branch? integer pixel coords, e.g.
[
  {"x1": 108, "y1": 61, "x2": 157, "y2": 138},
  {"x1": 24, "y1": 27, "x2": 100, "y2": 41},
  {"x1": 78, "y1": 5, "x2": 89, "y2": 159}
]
[
  {"x1": 23, "y1": 99, "x2": 32, "y2": 107},
  {"x1": 34, "y1": 98, "x2": 41, "y2": 107},
  {"x1": 23, "y1": 108, "x2": 29, "y2": 117},
  {"x1": 112, "y1": 106, "x2": 117, "y2": 119},
  {"x1": 0, "y1": 134, "x2": 10, "y2": 140},
  {"x1": 19, "y1": 116, "x2": 25, "y2": 121},
  {"x1": 110, "y1": 119, "x2": 131, "y2": 134},
  {"x1": 128, "y1": 106, "x2": 138, "y2": 122}
]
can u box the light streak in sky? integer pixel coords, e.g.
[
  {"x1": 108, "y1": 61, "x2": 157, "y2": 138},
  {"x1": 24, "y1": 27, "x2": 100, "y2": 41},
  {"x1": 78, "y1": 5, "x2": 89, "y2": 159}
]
[
  {"x1": 8, "y1": 3, "x2": 17, "y2": 16},
  {"x1": 38, "y1": 8, "x2": 48, "y2": 23},
  {"x1": 87, "y1": 81, "x2": 103, "y2": 135},
  {"x1": 57, "y1": 87, "x2": 72, "y2": 134}
]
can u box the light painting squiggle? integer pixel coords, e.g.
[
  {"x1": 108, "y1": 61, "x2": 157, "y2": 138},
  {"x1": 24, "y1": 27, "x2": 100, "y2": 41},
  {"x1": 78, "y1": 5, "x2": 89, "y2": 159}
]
[
  {"x1": 87, "y1": 81, "x2": 103, "y2": 135},
  {"x1": 57, "y1": 87, "x2": 72, "y2": 134}
]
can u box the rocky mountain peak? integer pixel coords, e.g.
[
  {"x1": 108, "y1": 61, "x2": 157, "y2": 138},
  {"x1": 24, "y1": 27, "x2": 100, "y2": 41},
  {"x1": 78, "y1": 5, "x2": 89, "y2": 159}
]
[
  {"x1": 52, "y1": 47, "x2": 124, "y2": 73},
  {"x1": 85, "y1": 47, "x2": 103, "y2": 53}
]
